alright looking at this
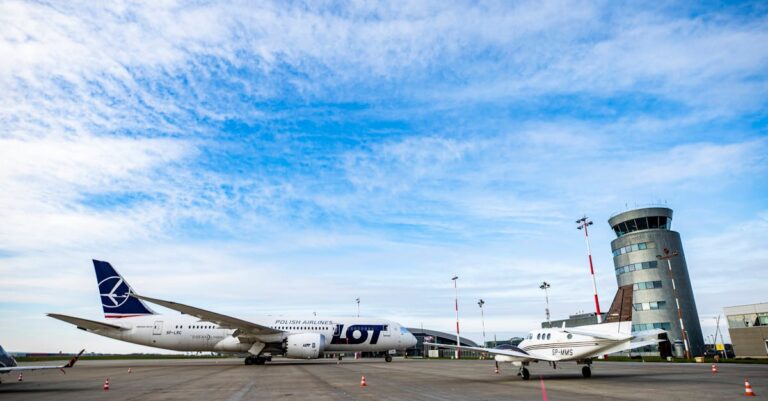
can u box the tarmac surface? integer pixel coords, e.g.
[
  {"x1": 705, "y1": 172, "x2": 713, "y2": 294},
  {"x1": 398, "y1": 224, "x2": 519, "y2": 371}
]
[{"x1": 1, "y1": 357, "x2": 766, "y2": 400}]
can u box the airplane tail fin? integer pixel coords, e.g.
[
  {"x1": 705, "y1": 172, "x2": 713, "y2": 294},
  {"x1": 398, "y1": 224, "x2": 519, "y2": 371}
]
[
  {"x1": 93, "y1": 260, "x2": 155, "y2": 318},
  {"x1": 602, "y1": 284, "x2": 633, "y2": 334}
]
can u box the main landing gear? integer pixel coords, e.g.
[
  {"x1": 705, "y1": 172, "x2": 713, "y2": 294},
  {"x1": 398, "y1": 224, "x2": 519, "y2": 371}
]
[
  {"x1": 518, "y1": 367, "x2": 530, "y2": 380},
  {"x1": 579, "y1": 358, "x2": 592, "y2": 378},
  {"x1": 385, "y1": 355, "x2": 393, "y2": 363},
  {"x1": 244, "y1": 355, "x2": 269, "y2": 365}
]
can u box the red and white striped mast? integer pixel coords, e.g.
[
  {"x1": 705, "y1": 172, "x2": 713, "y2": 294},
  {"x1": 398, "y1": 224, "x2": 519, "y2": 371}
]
[
  {"x1": 452, "y1": 275, "x2": 461, "y2": 359},
  {"x1": 577, "y1": 216, "x2": 602, "y2": 323}
]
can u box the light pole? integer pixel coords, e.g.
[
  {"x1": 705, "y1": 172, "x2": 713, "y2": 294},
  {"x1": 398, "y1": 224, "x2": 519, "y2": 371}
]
[
  {"x1": 356, "y1": 298, "x2": 360, "y2": 318},
  {"x1": 714, "y1": 315, "x2": 727, "y2": 360},
  {"x1": 478, "y1": 299, "x2": 486, "y2": 347},
  {"x1": 577, "y1": 216, "x2": 602, "y2": 323},
  {"x1": 657, "y1": 247, "x2": 690, "y2": 360},
  {"x1": 452, "y1": 275, "x2": 461, "y2": 359},
  {"x1": 540, "y1": 281, "x2": 551, "y2": 327}
]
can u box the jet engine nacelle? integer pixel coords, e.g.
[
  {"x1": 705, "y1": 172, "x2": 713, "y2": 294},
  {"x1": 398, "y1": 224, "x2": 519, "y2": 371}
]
[{"x1": 284, "y1": 333, "x2": 326, "y2": 359}]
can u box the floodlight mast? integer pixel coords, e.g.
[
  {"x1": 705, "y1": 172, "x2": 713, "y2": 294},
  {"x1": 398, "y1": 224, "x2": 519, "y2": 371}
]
[
  {"x1": 478, "y1": 299, "x2": 486, "y2": 346},
  {"x1": 452, "y1": 275, "x2": 460, "y2": 359},
  {"x1": 577, "y1": 215, "x2": 602, "y2": 323},
  {"x1": 539, "y1": 281, "x2": 551, "y2": 327}
]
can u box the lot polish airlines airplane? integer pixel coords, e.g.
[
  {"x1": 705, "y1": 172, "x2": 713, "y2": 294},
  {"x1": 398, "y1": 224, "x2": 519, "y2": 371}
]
[
  {"x1": 427, "y1": 285, "x2": 667, "y2": 379},
  {"x1": 49, "y1": 260, "x2": 417, "y2": 365},
  {"x1": 0, "y1": 346, "x2": 84, "y2": 383}
]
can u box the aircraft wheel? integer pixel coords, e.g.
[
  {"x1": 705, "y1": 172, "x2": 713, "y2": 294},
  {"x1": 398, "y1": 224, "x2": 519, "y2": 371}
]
[
  {"x1": 521, "y1": 367, "x2": 530, "y2": 380},
  {"x1": 385, "y1": 355, "x2": 393, "y2": 362},
  {"x1": 255, "y1": 357, "x2": 266, "y2": 365},
  {"x1": 244, "y1": 356, "x2": 254, "y2": 365},
  {"x1": 582, "y1": 366, "x2": 592, "y2": 378},
  {"x1": 338, "y1": 355, "x2": 343, "y2": 361}
]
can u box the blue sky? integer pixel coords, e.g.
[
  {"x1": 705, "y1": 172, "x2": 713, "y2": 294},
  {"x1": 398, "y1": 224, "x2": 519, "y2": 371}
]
[{"x1": 1, "y1": 1, "x2": 766, "y2": 352}]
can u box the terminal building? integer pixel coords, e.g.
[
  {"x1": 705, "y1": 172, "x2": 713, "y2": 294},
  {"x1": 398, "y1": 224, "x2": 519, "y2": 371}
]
[
  {"x1": 608, "y1": 207, "x2": 704, "y2": 357},
  {"x1": 724, "y1": 303, "x2": 768, "y2": 358},
  {"x1": 405, "y1": 328, "x2": 479, "y2": 358}
]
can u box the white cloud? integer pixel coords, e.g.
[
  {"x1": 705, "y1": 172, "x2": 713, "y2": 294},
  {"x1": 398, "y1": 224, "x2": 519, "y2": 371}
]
[
  {"x1": 0, "y1": 135, "x2": 194, "y2": 250},
  {"x1": 0, "y1": 1, "x2": 765, "y2": 353}
]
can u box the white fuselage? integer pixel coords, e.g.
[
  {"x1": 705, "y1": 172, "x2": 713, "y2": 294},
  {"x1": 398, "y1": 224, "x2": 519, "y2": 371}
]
[
  {"x1": 495, "y1": 325, "x2": 629, "y2": 363},
  {"x1": 92, "y1": 315, "x2": 414, "y2": 354}
]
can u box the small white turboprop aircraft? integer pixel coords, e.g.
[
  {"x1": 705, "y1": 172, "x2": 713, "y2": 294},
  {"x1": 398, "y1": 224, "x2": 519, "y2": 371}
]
[
  {"x1": 0, "y1": 346, "x2": 84, "y2": 383},
  {"x1": 49, "y1": 260, "x2": 417, "y2": 365},
  {"x1": 427, "y1": 285, "x2": 667, "y2": 379}
]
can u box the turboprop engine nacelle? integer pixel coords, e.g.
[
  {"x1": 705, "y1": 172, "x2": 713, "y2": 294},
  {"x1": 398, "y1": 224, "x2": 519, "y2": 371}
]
[{"x1": 284, "y1": 333, "x2": 326, "y2": 359}]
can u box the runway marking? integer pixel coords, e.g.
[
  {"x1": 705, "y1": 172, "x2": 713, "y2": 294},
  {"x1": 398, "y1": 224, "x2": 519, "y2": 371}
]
[
  {"x1": 540, "y1": 376, "x2": 549, "y2": 401},
  {"x1": 227, "y1": 382, "x2": 254, "y2": 401}
]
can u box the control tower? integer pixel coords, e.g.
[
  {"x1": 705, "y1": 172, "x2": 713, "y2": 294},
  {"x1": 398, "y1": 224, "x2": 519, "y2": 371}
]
[{"x1": 608, "y1": 207, "x2": 704, "y2": 357}]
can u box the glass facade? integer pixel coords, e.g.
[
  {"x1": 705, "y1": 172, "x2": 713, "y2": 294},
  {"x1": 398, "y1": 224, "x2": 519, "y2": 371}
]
[
  {"x1": 633, "y1": 280, "x2": 662, "y2": 291},
  {"x1": 612, "y1": 216, "x2": 669, "y2": 237},
  {"x1": 727, "y1": 313, "x2": 768, "y2": 328},
  {"x1": 633, "y1": 301, "x2": 667, "y2": 311},
  {"x1": 632, "y1": 322, "x2": 672, "y2": 331},
  {"x1": 613, "y1": 241, "x2": 656, "y2": 256},
  {"x1": 615, "y1": 260, "x2": 658, "y2": 275}
]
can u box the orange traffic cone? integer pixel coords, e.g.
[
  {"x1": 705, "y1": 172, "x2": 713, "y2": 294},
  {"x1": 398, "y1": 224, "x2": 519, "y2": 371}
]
[
  {"x1": 360, "y1": 375, "x2": 367, "y2": 387},
  {"x1": 128, "y1": 367, "x2": 132, "y2": 374},
  {"x1": 17, "y1": 373, "x2": 23, "y2": 382},
  {"x1": 711, "y1": 364, "x2": 717, "y2": 374},
  {"x1": 745, "y1": 378, "x2": 756, "y2": 397},
  {"x1": 103, "y1": 377, "x2": 110, "y2": 391}
]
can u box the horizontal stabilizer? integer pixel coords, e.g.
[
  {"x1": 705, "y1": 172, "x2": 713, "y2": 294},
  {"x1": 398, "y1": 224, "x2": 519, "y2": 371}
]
[{"x1": 47, "y1": 313, "x2": 126, "y2": 331}]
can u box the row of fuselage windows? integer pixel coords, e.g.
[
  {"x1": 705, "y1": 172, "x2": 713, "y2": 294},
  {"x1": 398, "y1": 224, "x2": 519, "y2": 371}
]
[
  {"x1": 172, "y1": 325, "x2": 332, "y2": 331},
  {"x1": 175, "y1": 325, "x2": 219, "y2": 329},
  {"x1": 633, "y1": 301, "x2": 667, "y2": 311},
  {"x1": 615, "y1": 260, "x2": 658, "y2": 275},
  {"x1": 526, "y1": 332, "x2": 574, "y2": 341},
  {"x1": 632, "y1": 322, "x2": 671, "y2": 331},
  {"x1": 274, "y1": 326, "x2": 331, "y2": 331},
  {"x1": 612, "y1": 216, "x2": 670, "y2": 237},
  {"x1": 613, "y1": 241, "x2": 656, "y2": 257}
]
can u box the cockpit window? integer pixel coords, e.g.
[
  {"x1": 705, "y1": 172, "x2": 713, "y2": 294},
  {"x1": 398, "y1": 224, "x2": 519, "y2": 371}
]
[{"x1": 400, "y1": 327, "x2": 411, "y2": 334}]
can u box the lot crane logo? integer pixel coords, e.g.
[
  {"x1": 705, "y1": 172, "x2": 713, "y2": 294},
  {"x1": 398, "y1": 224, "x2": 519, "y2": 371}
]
[{"x1": 99, "y1": 276, "x2": 131, "y2": 308}]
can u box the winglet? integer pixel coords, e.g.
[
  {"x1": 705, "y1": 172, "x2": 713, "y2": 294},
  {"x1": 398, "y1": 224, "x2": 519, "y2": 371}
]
[{"x1": 64, "y1": 349, "x2": 85, "y2": 368}]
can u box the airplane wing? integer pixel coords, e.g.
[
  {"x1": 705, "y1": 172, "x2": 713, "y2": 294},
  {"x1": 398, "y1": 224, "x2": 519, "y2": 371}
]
[
  {"x1": 424, "y1": 342, "x2": 552, "y2": 361},
  {"x1": 0, "y1": 350, "x2": 85, "y2": 374},
  {"x1": 47, "y1": 313, "x2": 127, "y2": 331},
  {"x1": 563, "y1": 327, "x2": 632, "y2": 341},
  {"x1": 132, "y1": 294, "x2": 282, "y2": 335}
]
